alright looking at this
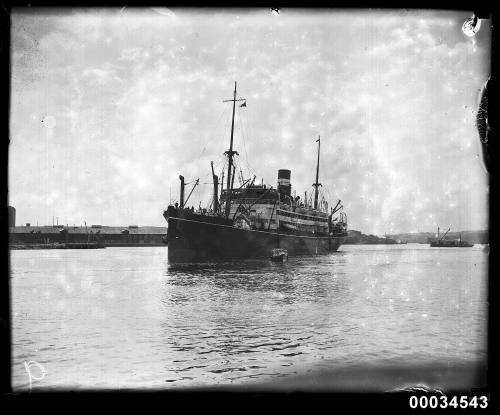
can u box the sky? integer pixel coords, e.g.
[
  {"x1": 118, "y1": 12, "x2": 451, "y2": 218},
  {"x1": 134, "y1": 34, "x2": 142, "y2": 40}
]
[{"x1": 9, "y1": 8, "x2": 490, "y2": 234}]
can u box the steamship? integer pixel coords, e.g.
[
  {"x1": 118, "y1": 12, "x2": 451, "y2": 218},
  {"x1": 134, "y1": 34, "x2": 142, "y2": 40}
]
[
  {"x1": 163, "y1": 82, "x2": 348, "y2": 262},
  {"x1": 429, "y1": 227, "x2": 474, "y2": 247}
]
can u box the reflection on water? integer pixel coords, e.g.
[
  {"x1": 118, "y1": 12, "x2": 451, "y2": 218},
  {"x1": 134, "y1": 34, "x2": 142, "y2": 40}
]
[
  {"x1": 10, "y1": 245, "x2": 487, "y2": 390},
  {"x1": 166, "y1": 255, "x2": 350, "y2": 304}
]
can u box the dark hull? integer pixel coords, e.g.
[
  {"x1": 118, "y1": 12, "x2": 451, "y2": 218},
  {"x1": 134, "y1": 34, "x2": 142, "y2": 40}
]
[
  {"x1": 430, "y1": 242, "x2": 474, "y2": 247},
  {"x1": 167, "y1": 216, "x2": 344, "y2": 262}
]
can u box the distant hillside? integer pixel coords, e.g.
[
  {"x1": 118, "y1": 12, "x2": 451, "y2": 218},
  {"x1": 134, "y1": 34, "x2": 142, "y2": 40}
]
[
  {"x1": 386, "y1": 230, "x2": 488, "y2": 244},
  {"x1": 344, "y1": 229, "x2": 488, "y2": 245},
  {"x1": 344, "y1": 230, "x2": 397, "y2": 245}
]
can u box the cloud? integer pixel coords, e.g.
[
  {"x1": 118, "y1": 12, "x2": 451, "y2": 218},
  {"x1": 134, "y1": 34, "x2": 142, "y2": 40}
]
[
  {"x1": 9, "y1": 9, "x2": 490, "y2": 233},
  {"x1": 119, "y1": 47, "x2": 142, "y2": 61}
]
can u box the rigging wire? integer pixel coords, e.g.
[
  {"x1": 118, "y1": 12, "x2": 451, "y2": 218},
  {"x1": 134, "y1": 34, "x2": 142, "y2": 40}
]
[
  {"x1": 180, "y1": 87, "x2": 281, "y2": 208},
  {"x1": 188, "y1": 101, "x2": 232, "y2": 207},
  {"x1": 172, "y1": 104, "x2": 228, "y2": 209},
  {"x1": 210, "y1": 105, "x2": 230, "y2": 149},
  {"x1": 237, "y1": 105, "x2": 258, "y2": 178},
  {"x1": 183, "y1": 105, "x2": 231, "y2": 210},
  {"x1": 235, "y1": 112, "x2": 249, "y2": 180},
  {"x1": 192, "y1": 105, "x2": 229, "y2": 165},
  {"x1": 302, "y1": 139, "x2": 319, "y2": 205},
  {"x1": 220, "y1": 104, "x2": 234, "y2": 155}
]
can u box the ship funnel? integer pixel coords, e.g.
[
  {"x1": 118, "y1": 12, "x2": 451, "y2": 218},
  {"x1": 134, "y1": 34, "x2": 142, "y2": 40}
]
[
  {"x1": 277, "y1": 169, "x2": 291, "y2": 199},
  {"x1": 179, "y1": 175, "x2": 185, "y2": 208},
  {"x1": 213, "y1": 174, "x2": 219, "y2": 213}
]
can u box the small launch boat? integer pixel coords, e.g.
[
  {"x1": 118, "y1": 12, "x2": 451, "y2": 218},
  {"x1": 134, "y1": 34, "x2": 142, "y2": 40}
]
[{"x1": 270, "y1": 248, "x2": 288, "y2": 262}]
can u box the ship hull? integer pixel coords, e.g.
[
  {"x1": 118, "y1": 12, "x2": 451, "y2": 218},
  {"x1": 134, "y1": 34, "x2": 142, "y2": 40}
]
[
  {"x1": 430, "y1": 242, "x2": 474, "y2": 247},
  {"x1": 167, "y1": 216, "x2": 344, "y2": 262}
]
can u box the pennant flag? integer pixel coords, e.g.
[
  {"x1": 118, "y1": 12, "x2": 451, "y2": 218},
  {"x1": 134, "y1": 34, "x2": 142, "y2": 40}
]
[{"x1": 240, "y1": 101, "x2": 247, "y2": 107}]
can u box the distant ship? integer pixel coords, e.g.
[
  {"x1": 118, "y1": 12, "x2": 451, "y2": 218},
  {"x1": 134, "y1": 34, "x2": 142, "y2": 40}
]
[
  {"x1": 163, "y1": 82, "x2": 348, "y2": 262},
  {"x1": 429, "y1": 227, "x2": 474, "y2": 247}
]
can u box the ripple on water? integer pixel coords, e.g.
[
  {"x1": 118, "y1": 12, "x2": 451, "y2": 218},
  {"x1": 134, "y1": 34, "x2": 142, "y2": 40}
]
[{"x1": 10, "y1": 246, "x2": 487, "y2": 389}]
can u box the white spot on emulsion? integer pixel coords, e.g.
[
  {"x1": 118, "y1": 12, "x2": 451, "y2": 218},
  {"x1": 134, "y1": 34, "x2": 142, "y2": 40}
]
[
  {"x1": 150, "y1": 8, "x2": 177, "y2": 18},
  {"x1": 41, "y1": 115, "x2": 56, "y2": 129}
]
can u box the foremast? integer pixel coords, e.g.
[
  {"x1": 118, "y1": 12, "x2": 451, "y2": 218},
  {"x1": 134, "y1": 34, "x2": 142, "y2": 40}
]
[
  {"x1": 312, "y1": 136, "x2": 322, "y2": 210},
  {"x1": 222, "y1": 81, "x2": 245, "y2": 217}
]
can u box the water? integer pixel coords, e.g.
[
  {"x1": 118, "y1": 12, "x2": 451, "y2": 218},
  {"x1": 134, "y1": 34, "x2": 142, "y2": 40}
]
[{"x1": 10, "y1": 244, "x2": 488, "y2": 391}]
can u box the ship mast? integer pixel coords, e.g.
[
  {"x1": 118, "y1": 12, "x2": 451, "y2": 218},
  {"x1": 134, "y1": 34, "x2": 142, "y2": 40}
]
[
  {"x1": 313, "y1": 136, "x2": 322, "y2": 210},
  {"x1": 222, "y1": 81, "x2": 245, "y2": 216}
]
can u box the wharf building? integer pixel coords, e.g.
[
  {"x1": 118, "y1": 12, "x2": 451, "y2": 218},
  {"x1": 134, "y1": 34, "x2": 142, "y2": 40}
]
[{"x1": 9, "y1": 224, "x2": 167, "y2": 248}]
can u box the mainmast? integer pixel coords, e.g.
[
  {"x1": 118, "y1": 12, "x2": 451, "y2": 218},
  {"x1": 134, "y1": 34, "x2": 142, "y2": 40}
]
[
  {"x1": 313, "y1": 136, "x2": 322, "y2": 210},
  {"x1": 222, "y1": 81, "x2": 245, "y2": 216}
]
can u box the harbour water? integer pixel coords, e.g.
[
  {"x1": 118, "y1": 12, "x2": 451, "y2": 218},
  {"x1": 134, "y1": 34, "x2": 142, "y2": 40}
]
[{"x1": 10, "y1": 244, "x2": 488, "y2": 391}]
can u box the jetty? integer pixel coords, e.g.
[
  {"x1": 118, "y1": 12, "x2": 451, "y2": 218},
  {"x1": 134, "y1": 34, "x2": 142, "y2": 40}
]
[{"x1": 9, "y1": 225, "x2": 167, "y2": 249}]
